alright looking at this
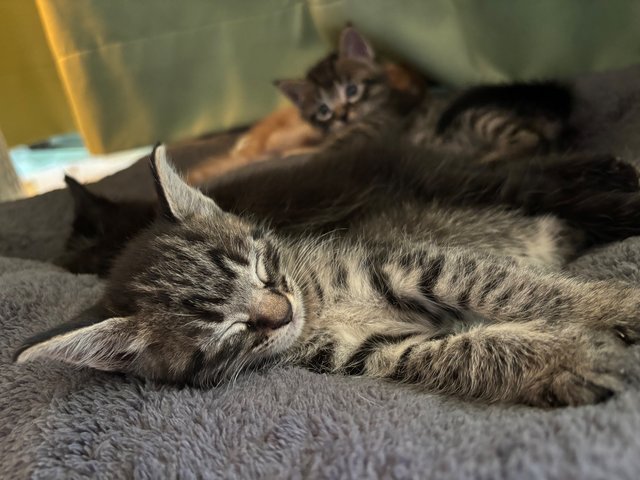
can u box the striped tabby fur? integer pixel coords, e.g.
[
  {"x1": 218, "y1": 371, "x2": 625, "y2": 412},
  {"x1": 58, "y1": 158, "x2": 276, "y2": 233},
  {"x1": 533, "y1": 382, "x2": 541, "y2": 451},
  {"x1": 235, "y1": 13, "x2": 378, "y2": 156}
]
[
  {"x1": 277, "y1": 26, "x2": 573, "y2": 163},
  {"x1": 15, "y1": 137, "x2": 640, "y2": 407}
]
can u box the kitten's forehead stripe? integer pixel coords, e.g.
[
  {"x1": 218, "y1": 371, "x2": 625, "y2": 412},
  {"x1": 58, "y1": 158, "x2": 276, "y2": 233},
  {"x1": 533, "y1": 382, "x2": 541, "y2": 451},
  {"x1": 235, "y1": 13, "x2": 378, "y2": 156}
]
[
  {"x1": 306, "y1": 52, "x2": 339, "y2": 90},
  {"x1": 207, "y1": 248, "x2": 238, "y2": 280},
  {"x1": 225, "y1": 250, "x2": 250, "y2": 267},
  {"x1": 264, "y1": 241, "x2": 281, "y2": 272}
]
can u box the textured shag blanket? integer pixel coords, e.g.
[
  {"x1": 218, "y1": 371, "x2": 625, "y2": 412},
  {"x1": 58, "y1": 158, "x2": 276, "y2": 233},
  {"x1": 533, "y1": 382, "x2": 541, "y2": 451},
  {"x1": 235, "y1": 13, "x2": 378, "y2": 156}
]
[{"x1": 2, "y1": 66, "x2": 640, "y2": 479}]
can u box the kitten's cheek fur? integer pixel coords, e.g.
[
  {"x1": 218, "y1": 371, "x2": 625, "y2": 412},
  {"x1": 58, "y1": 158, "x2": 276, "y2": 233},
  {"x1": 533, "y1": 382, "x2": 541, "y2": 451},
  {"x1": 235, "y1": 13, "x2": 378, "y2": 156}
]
[{"x1": 262, "y1": 312, "x2": 305, "y2": 355}]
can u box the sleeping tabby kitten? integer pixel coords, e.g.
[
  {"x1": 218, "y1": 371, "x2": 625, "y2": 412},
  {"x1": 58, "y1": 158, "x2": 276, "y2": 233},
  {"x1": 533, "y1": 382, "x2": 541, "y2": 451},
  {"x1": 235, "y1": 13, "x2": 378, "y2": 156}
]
[
  {"x1": 275, "y1": 26, "x2": 573, "y2": 162},
  {"x1": 15, "y1": 133, "x2": 640, "y2": 407}
]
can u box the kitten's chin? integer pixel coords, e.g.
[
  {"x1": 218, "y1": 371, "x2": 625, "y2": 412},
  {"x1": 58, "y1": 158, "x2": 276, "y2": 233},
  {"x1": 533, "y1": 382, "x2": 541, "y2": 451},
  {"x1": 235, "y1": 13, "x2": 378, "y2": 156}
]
[{"x1": 254, "y1": 310, "x2": 305, "y2": 357}]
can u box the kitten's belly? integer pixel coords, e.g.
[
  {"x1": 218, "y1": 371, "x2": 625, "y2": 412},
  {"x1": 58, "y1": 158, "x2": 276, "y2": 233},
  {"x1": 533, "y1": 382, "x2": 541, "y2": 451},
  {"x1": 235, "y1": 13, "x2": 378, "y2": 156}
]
[{"x1": 348, "y1": 203, "x2": 577, "y2": 270}]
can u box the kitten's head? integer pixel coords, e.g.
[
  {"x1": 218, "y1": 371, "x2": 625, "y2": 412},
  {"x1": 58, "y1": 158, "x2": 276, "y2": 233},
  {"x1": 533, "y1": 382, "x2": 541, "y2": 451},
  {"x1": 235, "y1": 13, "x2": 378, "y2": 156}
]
[
  {"x1": 56, "y1": 176, "x2": 156, "y2": 277},
  {"x1": 15, "y1": 145, "x2": 306, "y2": 386},
  {"x1": 274, "y1": 26, "x2": 389, "y2": 133}
]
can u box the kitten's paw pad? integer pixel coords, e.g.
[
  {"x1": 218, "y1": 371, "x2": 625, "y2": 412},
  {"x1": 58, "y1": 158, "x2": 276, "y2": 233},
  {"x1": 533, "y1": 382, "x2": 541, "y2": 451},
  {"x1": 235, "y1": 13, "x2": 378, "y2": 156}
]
[
  {"x1": 525, "y1": 330, "x2": 630, "y2": 407},
  {"x1": 543, "y1": 370, "x2": 619, "y2": 407}
]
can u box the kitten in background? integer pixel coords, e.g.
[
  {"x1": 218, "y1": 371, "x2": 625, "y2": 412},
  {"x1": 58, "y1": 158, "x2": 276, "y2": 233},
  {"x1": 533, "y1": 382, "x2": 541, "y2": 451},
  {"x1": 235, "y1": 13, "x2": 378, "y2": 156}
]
[
  {"x1": 274, "y1": 26, "x2": 574, "y2": 162},
  {"x1": 186, "y1": 27, "x2": 427, "y2": 184},
  {"x1": 188, "y1": 26, "x2": 574, "y2": 185}
]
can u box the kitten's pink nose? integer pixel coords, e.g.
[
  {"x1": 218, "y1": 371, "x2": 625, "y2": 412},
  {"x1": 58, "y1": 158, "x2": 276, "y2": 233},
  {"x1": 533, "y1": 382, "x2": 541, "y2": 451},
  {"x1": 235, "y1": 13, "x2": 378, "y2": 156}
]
[
  {"x1": 334, "y1": 104, "x2": 347, "y2": 120},
  {"x1": 248, "y1": 291, "x2": 292, "y2": 331}
]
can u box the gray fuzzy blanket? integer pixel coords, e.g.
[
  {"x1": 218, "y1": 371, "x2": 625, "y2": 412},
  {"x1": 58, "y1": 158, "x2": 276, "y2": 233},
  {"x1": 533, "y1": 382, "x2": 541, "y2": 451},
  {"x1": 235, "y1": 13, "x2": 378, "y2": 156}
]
[{"x1": 3, "y1": 67, "x2": 640, "y2": 479}]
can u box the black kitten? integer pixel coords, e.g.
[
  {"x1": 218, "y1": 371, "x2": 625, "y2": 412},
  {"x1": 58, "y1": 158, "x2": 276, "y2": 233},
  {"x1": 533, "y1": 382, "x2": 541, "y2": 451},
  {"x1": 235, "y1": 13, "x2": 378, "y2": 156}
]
[{"x1": 55, "y1": 176, "x2": 156, "y2": 277}]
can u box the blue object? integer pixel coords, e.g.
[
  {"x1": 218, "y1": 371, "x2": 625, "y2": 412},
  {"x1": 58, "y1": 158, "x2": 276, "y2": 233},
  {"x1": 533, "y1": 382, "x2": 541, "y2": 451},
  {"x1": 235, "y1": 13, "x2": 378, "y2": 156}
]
[{"x1": 10, "y1": 133, "x2": 89, "y2": 178}]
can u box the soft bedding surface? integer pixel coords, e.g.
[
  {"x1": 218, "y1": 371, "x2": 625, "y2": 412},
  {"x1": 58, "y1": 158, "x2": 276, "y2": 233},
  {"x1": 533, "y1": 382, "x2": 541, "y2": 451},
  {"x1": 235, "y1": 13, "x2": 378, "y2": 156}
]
[{"x1": 2, "y1": 67, "x2": 640, "y2": 479}]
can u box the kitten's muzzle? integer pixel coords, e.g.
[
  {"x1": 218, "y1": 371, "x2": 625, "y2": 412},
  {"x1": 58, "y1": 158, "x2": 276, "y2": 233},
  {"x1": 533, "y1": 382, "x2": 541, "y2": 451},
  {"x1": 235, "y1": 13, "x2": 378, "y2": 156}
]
[
  {"x1": 334, "y1": 104, "x2": 348, "y2": 120},
  {"x1": 247, "y1": 290, "x2": 293, "y2": 331}
]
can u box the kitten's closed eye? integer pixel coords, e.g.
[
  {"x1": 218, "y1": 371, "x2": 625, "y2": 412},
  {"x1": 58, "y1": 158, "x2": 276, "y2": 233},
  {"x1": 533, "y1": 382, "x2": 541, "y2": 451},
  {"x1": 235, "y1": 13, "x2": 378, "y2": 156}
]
[
  {"x1": 256, "y1": 253, "x2": 274, "y2": 287},
  {"x1": 256, "y1": 241, "x2": 283, "y2": 288}
]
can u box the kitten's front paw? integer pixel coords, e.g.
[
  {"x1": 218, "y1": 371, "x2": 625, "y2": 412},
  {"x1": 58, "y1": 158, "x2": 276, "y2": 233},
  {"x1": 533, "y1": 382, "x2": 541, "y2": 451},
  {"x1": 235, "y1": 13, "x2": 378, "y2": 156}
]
[
  {"x1": 523, "y1": 330, "x2": 630, "y2": 408},
  {"x1": 573, "y1": 154, "x2": 639, "y2": 192},
  {"x1": 525, "y1": 369, "x2": 620, "y2": 408},
  {"x1": 601, "y1": 156, "x2": 640, "y2": 191}
]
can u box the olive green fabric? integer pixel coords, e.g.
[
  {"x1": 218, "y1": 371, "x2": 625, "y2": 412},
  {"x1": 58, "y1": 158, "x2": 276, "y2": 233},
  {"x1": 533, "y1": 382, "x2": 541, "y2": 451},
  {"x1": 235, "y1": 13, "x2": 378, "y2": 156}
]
[
  {"x1": 311, "y1": 0, "x2": 640, "y2": 84},
  {"x1": 0, "y1": 1, "x2": 75, "y2": 147},
  {"x1": 13, "y1": 1, "x2": 640, "y2": 152},
  {"x1": 36, "y1": 0, "x2": 329, "y2": 153}
]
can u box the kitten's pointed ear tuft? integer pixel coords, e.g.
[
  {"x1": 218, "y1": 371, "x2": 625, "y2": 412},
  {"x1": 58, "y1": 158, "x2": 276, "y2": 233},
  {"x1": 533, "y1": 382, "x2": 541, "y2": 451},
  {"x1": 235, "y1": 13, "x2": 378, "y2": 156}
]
[
  {"x1": 273, "y1": 79, "x2": 311, "y2": 108},
  {"x1": 64, "y1": 174, "x2": 86, "y2": 194},
  {"x1": 65, "y1": 174, "x2": 106, "y2": 209},
  {"x1": 14, "y1": 307, "x2": 144, "y2": 372},
  {"x1": 339, "y1": 26, "x2": 374, "y2": 62},
  {"x1": 149, "y1": 143, "x2": 222, "y2": 222},
  {"x1": 64, "y1": 174, "x2": 114, "y2": 236}
]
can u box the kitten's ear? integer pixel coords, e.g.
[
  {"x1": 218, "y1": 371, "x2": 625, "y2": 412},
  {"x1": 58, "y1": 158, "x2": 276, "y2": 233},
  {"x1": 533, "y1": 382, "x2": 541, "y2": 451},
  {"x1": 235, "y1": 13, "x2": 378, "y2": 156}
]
[
  {"x1": 339, "y1": 26, "x2": 375, "y2": 62},
  {"x1": 65, "y1": 175, "x2": 113, "y2": 236},
  {"x1": 13, "y1": 306, "x2": 145, "y2": 372},
  {"x1": 150, "y1": 143, "x2": 222, "y2": 222},
  {"x1": 65, "y1": 175, "x2": 102, "y2": 208},
  {"x1": 273, "y1": 79, "x2": 311, "y2": 108}
]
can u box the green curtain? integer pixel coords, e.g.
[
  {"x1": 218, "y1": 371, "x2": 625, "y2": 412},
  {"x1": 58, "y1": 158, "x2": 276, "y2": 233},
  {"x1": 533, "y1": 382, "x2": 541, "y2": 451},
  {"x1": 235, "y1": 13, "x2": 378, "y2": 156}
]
[
  {"x1": 310, "y1": 0, "x2": 640, "y2": 84},
  {"x1": 0, "y1": 1, "x2": 75, "y2": 147},
  {"x1": 3, "y1": 1, "x2": 639, "y2": 153}
]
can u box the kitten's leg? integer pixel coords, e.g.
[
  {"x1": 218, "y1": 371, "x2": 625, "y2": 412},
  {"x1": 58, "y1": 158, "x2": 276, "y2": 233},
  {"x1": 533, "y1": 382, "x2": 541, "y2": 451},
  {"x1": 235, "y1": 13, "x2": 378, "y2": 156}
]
[
  {"x1": 496, "y1": 153, "x2": 639, "y2": 193},
  {"x1": 520, "y1": 189, "x2": 640, "y2": 245},
  {"x1": 186, "y1": 153, "x2": 261, "y2": 186},
  {"x1": 401, "y1": 249, "x2": 640, "y2": 338},
  {"x1": 332, "y1": 321, "x2": 624, "y2": 406},
  {"x1": 544, "y1": 154, "x2": 638, "y2": 193},
  {"x1": 263, "y1": 123, "x2": 323, "y2": 153},
  {"x1": 479, "y1": 127, "x2": 545, "y2": 163},
  {"x1": 347, "y1": 247, "x2": 640, "y2": 405}
]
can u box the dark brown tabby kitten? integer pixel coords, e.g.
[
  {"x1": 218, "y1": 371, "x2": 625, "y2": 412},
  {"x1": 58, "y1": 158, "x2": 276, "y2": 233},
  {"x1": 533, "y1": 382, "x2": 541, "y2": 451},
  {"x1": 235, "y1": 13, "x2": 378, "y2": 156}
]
[
  {"x1": 275, "y1": 26, "x2": 573, "y2": 162},
  {"x1": 15, "y1": 130, "x2": 640, "y2": 407},
  {"x1": 274, "y1": 27, "x2": 405, "y2": 134}
]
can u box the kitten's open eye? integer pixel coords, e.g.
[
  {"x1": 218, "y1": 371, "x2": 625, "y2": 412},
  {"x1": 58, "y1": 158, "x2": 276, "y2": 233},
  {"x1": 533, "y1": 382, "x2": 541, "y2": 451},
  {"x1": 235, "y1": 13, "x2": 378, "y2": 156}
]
[
  {"x1": 345, "y1": 83, "x2": 362, "y2": 103},
  {"x1": 316, "y1": 103, "x2": 332, "y2": 122}
]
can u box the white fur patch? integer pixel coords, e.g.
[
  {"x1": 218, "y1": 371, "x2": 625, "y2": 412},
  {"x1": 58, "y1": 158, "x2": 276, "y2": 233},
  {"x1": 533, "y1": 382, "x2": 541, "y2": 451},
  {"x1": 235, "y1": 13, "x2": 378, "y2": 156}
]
[{"x1": 523, "y1": 216, "x2": 565, "y2": 269}]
